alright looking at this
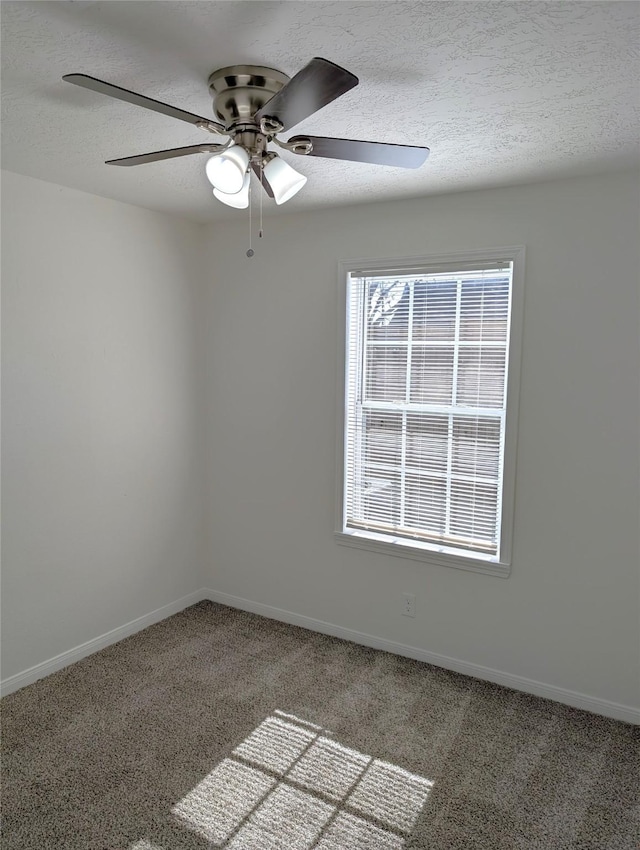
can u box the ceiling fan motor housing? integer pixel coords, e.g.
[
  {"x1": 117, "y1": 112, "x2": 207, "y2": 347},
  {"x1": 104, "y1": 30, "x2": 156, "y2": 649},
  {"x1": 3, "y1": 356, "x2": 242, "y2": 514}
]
[{"x1": 208, "y1": 65, "x2": 290, "y2": 129}]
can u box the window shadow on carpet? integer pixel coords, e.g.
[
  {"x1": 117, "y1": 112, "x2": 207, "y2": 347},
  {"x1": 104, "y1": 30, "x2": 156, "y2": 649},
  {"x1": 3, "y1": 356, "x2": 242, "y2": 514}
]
[{"x1": 132, "y1": 709, "x2": 433, "y2": 849}]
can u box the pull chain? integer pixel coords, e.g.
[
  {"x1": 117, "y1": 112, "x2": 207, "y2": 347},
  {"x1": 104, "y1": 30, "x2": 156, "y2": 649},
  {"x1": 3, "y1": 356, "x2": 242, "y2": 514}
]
[
  {"x1": 246, "y1": 173, "x2": 254, "y2": 257},
  {"x1": 259, "y1": 172, "x2": 264, "y2": 239}
]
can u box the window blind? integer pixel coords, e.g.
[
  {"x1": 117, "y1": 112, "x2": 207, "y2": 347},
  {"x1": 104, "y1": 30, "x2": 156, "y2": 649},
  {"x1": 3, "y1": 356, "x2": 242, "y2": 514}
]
[{"x1": 344, "y1": 263, "x2": 513, "y2": 557}]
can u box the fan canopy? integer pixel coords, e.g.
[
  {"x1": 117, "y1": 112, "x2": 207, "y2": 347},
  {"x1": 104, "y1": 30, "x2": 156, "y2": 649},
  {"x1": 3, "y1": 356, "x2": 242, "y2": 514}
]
[{"x1": 208, "y1": 65, "x2": 290, "y2": 127}]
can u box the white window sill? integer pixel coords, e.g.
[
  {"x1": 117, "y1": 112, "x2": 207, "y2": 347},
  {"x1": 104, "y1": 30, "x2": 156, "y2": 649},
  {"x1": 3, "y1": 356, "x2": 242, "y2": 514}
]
[{"x1": 335, "y1": 529, "x2": 511, "y2": 578}]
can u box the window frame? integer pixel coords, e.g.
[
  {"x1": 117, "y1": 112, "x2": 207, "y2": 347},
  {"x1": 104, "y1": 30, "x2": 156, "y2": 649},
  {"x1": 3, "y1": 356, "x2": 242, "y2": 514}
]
[{"x1": 335, "y1": 247, "x2": 525, "y2": 578}]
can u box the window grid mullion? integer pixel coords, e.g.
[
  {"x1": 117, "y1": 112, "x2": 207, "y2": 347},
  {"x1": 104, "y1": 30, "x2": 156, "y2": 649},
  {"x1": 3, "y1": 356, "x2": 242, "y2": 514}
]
[
  {"x1": 494, "y1": 270, "x2": 514, "y2": 551},
  {"x1": 364, "y1": 460, "x2": 499, "y2": 487},
  {"x1": 353, "y1": 279, "x2": 369, "y2": 521},
  {"x1": 399, "y1": 282, "x2": 414, "y2": 527},
  {"x1": 361, "y1": 400, "x2": 506, "y2": 419},
  {"x1": 367, "y1": 339, "x2": 507, "y2": 348},
  {"x1": 445, "y1": 279, "x2": 463, "y2": 536},
  {"x1": 469, "y1": 282, "x2": 486, "y2": 541}
]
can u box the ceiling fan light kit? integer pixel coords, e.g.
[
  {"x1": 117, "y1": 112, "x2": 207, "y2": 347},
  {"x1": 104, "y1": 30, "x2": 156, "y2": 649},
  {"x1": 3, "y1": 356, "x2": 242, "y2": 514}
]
[
  {"x1": 213, "y1": 172, "x2": 250, "y2": 209},
  {"x1": 261, "y1": 156, "x2": 307, "y2": 205},
  {"x1": 205, "y1": 144, "x2": 250, "y2": 194},
  {"x1": 62, "y1": 56, "x2": 430, "y2": 219}
]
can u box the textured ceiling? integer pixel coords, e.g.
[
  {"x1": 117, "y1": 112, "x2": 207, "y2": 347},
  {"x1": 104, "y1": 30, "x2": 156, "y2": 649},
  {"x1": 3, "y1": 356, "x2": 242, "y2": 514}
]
[{"x1": 2, "y1": 1, "x2": 639, "y2": 222}]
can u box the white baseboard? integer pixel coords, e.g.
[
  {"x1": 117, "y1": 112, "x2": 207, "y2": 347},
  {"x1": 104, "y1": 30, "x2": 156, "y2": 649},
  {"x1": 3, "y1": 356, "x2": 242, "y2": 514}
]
[
  {"x1": 0, "y1": 589, "x2": 207, "y2": 697},
  {"x1": 203, "y1": 588, "x2": 640, "y2": 726},
  {"x1": 4, "y1": 587, "x2": 638, "y2": 725}
]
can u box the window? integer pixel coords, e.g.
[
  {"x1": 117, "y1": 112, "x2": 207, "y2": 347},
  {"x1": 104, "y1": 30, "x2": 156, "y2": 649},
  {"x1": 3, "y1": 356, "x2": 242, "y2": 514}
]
[{"x1": 336, "y1": 249, "x2": 524, "y2": 576}]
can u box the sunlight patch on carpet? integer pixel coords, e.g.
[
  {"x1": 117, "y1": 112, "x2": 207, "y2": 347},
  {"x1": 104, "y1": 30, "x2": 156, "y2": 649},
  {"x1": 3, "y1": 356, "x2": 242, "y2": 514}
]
[
  {"x1": 173, "y1": 758, "x2": 277, "y2": 843},
  {"x1": 288, "y1": 735, "x2": 371, "y2": 801},
  {"x1": 233, "y1": 715, "x2": 317, "y2": 775},
  {"x1": 171, "y1": 711, "x2": 433, "y2": 848},
  {"x1": 347, "y1": 759, "x2": 432, "y2": 832},
  {"x1": 227, "y1": 784, "x2": 334, "y2": 849},
  {"x1": 315, "y1": 812, "x2": 405, "y2": 850}
]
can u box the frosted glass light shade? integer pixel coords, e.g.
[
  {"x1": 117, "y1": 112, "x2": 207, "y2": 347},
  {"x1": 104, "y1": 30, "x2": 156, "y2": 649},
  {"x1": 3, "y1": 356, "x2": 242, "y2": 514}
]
[
  {"x1": 205, "y1": 146, "x2": 250, "y2": 194},
  {"x1": 213, "y1": 173, "x2": 250, "y2": 208},
  {"x1": 263, "y1": 156, "x2": 307, "y2": 205}
]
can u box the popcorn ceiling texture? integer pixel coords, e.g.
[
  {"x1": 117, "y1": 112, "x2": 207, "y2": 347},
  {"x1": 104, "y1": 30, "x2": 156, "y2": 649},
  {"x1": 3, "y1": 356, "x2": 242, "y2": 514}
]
[
  {"x1": 1, "y1": 1, "x2": 639, "y2": 222},
  {"x1": 1, "y1": 601, "x2": 639, "y2": 849}
]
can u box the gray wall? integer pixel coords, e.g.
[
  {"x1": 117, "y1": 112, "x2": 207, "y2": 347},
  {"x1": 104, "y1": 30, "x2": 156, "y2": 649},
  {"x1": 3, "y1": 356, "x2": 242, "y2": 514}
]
[
  {"x1": 2, "y1": 167, "x2": 638, "y2": 716},
  {"x1": 200, "y1": 169, "x2": 640, "y2": 713},
  {"x1": 1, "y1": 171, "x2": 205, "y2": 679}
]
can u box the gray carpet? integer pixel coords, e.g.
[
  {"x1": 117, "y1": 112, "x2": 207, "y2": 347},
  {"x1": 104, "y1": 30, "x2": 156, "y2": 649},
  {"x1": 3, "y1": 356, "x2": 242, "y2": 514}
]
[{"x1": 1, "y1": 601, "x2": 638, "y2": 850}]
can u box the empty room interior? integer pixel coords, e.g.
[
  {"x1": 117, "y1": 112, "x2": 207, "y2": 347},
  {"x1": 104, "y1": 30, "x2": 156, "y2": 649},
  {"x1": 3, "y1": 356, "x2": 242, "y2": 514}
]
[{"x1": 1, "y1": 2, "x2": 639, "y2": 849}]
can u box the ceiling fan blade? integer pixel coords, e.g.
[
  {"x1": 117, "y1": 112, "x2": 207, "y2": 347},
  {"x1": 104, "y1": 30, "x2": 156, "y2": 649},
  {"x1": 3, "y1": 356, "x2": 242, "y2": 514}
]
[
  {"x1": 251, "y1": 161, "x2": 274, "y2": 198},
  {"x1": 106, "y1": 144, "x2": 222, "y2": 166},
  {"x1": 288, "y1": 135, "x2": 430, "y2": 168},
  {"x1": 63, "y1": 74, "x2": 214, "y2": 127},
  {"x1": 255, "y1": 58, "x2": 358, "y2": 132}
]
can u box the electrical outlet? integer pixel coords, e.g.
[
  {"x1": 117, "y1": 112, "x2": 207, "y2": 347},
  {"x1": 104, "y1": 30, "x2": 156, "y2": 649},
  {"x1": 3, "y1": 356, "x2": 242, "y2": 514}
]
[{"x1": 402, "y1": 592, "x2": 416, "y2": 618}]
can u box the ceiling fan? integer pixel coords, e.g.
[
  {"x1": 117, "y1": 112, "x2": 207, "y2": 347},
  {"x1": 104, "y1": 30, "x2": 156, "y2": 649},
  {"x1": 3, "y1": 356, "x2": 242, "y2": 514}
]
[{"x1": 63, "y1": 57, "x2": 430, "y2": 209}]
